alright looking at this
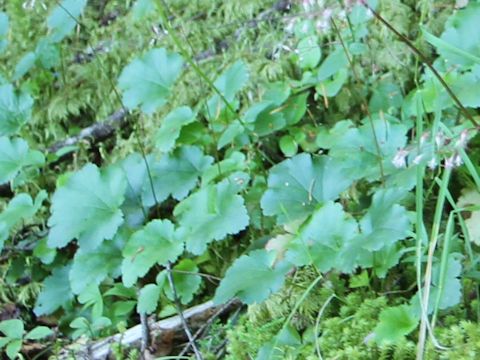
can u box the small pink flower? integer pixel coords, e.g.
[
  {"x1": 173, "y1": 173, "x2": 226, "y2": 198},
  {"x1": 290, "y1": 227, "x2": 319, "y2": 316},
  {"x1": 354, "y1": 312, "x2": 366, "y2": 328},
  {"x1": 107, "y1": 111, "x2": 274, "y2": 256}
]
[
  {"x1": 392, "y1": 148, "x2": 409, "y2": 168},
  {"x1": 323, "y1": 8, "x2": 333, "y2": 20},
  {"x1": 435, "y1": 132, "x2": 445, "y2": 148},
  {"x1": 344, "y1": 0, "x2": 356, "y2": 8},
  {"x1": 453, "y1": 153, "x2": 463, "y2": 167},
  {"x1": 316, "y1": 19, "x2": 329, "y2": 32},
  {"x1": 413, "y1": 154, "x2": 424, "y2": 165},
  {"x1": 302, "y1": 0, "x2": 316, "y2": 11},
  {"x1": 285, "y1": 19, "x2": 297, "y2": 33},
  {"x1": 455, "y1": 129, "x2": 469, "y2": 149},
  {"x1": 420, "y1": 132, "x2": 430, "y2": 147},
  {"x1": 428, "y1": 157, "x2": 437, "y2": 170},
  {"x1": 444, "y1": 155, "x2": 455, "y2": 170}
]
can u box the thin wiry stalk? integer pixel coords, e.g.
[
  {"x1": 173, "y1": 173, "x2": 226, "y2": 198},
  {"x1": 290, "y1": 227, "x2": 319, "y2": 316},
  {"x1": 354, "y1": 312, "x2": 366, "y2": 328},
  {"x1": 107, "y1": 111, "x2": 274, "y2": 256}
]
[{"x1": 314, "y1": 294, "x2": 336, "y2": 360}]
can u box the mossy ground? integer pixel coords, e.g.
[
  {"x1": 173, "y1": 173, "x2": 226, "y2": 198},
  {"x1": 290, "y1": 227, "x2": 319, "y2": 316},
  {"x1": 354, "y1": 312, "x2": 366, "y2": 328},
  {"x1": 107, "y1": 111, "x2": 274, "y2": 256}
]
[{"x1": 1, "y1": 0, "x2": 479, "y2": 359}]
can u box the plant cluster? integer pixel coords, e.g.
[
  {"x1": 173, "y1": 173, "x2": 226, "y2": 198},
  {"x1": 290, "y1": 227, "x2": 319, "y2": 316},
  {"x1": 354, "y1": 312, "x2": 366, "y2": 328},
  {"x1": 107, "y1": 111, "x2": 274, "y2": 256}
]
[{"x1": 0, "y1": 0, "x2": 480, "y2": 359}]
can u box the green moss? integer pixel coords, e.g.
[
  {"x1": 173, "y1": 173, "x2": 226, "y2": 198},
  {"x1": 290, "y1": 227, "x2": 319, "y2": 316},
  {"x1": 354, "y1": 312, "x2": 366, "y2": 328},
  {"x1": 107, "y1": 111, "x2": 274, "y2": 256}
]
[
  {"x1": 248, "y1": 268, "x2": 340, "y2": 329},
  {"x1": 425, "y1": 321, "x2": 480, "y2": 359},
  {"x1": 226, "y1": 315, "x2": 284, "y2": 359},
  {"x1": 226, "y1": 285, "x2": 480, "y2": 359},
  {"x1": 225, "y1": 289, "x2": 420, "y2": 359}
]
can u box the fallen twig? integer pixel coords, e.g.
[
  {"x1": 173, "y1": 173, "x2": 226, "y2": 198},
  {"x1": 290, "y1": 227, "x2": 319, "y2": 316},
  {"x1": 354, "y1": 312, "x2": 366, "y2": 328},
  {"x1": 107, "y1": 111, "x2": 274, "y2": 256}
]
[
  {"x1": 58, "y1": 300, "x2": 241, "y2": 360},
  {"x1": 47, "y1": 109, "x2": 128, "y2": 153}
]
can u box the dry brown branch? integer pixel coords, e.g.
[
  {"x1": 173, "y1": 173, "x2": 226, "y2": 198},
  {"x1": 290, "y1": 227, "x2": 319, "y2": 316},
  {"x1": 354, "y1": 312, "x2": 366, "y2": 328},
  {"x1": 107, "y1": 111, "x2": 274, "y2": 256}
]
[{"x1": 59, "y1": 300, "x2": 241, "y2": 360}]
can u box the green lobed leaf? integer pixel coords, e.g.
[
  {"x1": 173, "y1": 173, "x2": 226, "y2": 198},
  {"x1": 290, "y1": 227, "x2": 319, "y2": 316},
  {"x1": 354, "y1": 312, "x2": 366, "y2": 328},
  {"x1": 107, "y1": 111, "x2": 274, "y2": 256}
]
[
  {"x1": 369, "y1": 81, "x2": 403, "y2": 113},
  {"x1": 358, "y1": 187, "x2": 410, "y2": 251},
  {"x1": 112, "y1": 301, "x2": 136, "y2": 317},
  {"x1": 174, "y1": 179, "x2": 249, "y2": 255},
  {"x1": 0, "y1": 319, "x2": 23, "y2": 339},
  {"x1": 297, "y1": 35, "x2": 321, "y2": 69},
  {"x1": 361, "y1": 244, "x2": 405, "y2": 279},
  {"x1": 0, "y1": 137, "x2": 45, "y2": 184},
  {"x1": 35, "y1": 37, "x2": 61, "y2": 69},
  {"x1": 261, "y1": 82, "x2": 291, "y2": 104},
  {"x1": 132, "y1": 0, "x2": 157, "y2": 20},
  {"x1": 0, "y1": 84, "x2": 34, "y2": 136},
  {"x1": 217, "y1": 120, "x2": 244, "y2": 149},
  {"x1": 77, "y1": 283, "x2": 104, "y2": 319},
  {"x1": 13, "y1": 52, "x2": 37, "y2": 81},
  {"x1": 13, "y1": 39, "x2": 60, "y2": 80},
  {"x1": 163, "y1": 259, "x2": 202, "y2": 304},
  {"x1": 0, "y1": 191, "x2": 47, "y2": 252},
  {"x1": 247, "y1": 101, "x2": 286, "y2": 136},
  {"x1": 137, "y1": 284, "x2": 160, "y2": 314},
  {"x1": 155, "y1": 106, "x2": 196, "y2": 152},
  {"x1": 121, "y1": 219, "x2": 184, "y2": 287},
  {"x1": 142, "y1": 146, "x2": 213, "y2": 207},
  {"x1": 430, "y1": 253, "x2": 463, "y2": 311},
  {"x1": 6, "y1": 339, "x2": 22, "y2": 360},
  {"x1": 286, "y1": 201, "x2": 361, "y2": 273},
  {"x1": 34, "y1": 265, "x2": 73, "y2": 316},
  {"x1": 118, "y1": 48, "x2": 183, "y2": 114},
  {"x1": 24, "y1": 326, "x2": 53, "y2": 340},
  {"x1": 48, "y1": 163, "x2": 126, "y2": 250},
  {"x1": 70, "y1": 239, "x2": 123, "y2": 294},
  {"x1": 435, "y1": 3, "x2": 480, "y2": 67},
  {"x1": 69, "y1": 317, "x2": 89, "y2": 340},
  {"x1": 33, "y1": 238, "x2": 57, "y2": 265},
  {"x1": 244, "y1": 82, "x2": 291, "y2": 136},
  {"x1": 0, "y1": 12, "x2": 8, "y2": 53},
  {"x1": 104, "y1": 284, "x2": 137, "y2": 299},
  {"x1": 317, "y1": 47, "x2": 348, "y2": 80},
  {"x1": 374, "y1": 305, "x2": 418, "y2": 343},
  {"x1": 316, "y1": 115, "x2": 409, "y2": 181},
  {"x1": 422, "y1": 27, "x2": 480, "y2": 66},
  {"x1": 257, "y1": 325, "x2": 302, "y2": 360},
  {"x1": 206, "y1": 60, "x2": 249, "y2": 122},
  {"x1": 260, "y1": 153, "x2": 355, "y2": 224},
  {"x1": 0, "y1": 337, "x2": 9, "y2": 348},
  {"x1": 201, "y1": 151, "x2": 246, "y2": 185},
  {"x1": 47, "y1": 0, "x2": 88, "y2": 42},
  {"x1": 70, "y1": 316, "x2": 111, "y2": 339},
  {"x1": 282, "y1": 93, "x2": 308, "y2": 126},
  {"x1": 316, "y1": 68, "x2": 348, "y2": 97},
  {"x1": 279, "y1": 135, "x2": 298, "y2": 157},
  {"x1": 420, "y1": 69, "x2": 480, "y2": 111},
  {"x1": 213, "y1": 250, "x2": 291, "y2": 304},
  {"x1": 213, "y1": 60, "x2": 249, "y2": 103},
  {"x1": 118, "y1": 153, "x2": 148, "y2": 227}
]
